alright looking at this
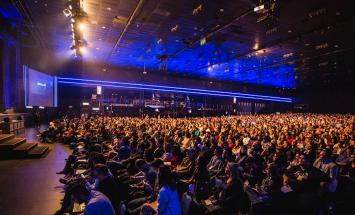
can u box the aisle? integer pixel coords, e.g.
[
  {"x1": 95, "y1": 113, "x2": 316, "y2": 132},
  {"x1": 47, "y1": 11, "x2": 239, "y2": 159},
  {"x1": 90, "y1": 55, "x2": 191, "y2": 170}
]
[{"x1": 0, "y1": 128, "x2": 71, "y2": 215}]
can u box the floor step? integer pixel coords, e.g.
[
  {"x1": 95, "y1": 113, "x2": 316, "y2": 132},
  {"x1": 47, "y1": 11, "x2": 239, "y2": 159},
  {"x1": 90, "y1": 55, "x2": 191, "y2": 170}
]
[
  {"x1": 0, "y1": 134, "x2": 15, "y2": 144},
  {"x1": 14, "y1": 142, "x2": 38, "y2": 152},
  {"x1": 0, "y1": 138, "x2": 26, "y2": 149},
  {"x1": 27, "y1": 146, "x2": 49, "y2": 158}
]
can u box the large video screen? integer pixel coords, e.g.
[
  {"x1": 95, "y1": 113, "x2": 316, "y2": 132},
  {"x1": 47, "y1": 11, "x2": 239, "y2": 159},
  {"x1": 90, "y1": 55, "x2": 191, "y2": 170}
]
[{"x1": 24, "y1": 66, "x2": 57, "y2": 107}]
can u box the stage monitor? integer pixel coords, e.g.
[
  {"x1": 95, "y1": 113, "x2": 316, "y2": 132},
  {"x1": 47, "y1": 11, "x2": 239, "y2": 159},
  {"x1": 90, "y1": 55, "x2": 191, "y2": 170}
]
[{"x1": 23, "y1": 65, "x2": 57, "y2": 107}]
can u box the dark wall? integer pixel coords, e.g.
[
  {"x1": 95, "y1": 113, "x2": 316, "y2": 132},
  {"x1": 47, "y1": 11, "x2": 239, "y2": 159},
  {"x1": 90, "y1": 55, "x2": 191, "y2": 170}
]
[
  {"x1": 294, "y1": 85, "x2": 355, "y2": 114},
  {"x1": 0, "y1": 40, "x2": 3, "y2": 111}
]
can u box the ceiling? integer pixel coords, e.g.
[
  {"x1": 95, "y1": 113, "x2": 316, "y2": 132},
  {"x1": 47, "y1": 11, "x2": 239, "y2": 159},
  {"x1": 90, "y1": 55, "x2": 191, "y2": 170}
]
[{"x1": 1, "y1": 0, "x2": 355, "y2": 89}]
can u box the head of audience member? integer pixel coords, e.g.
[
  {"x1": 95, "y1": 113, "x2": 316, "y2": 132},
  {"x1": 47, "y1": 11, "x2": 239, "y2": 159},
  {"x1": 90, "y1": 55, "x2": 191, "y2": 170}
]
[
  {"x1": 225, "y1": 162, "x2": 242, "y2": 183},
  {"x1": 70, "y1": 184, "x2": 91, "y2": 204},
  {"x1": 93, "y1": 164, "x2": 111, "y2": 181},
  {"x1": 135, "y1": 159, "x2": 150, "y2": 173},
  {"x1": 158, "y1": 165, "x2": 176, "y2": 190},
  {"x1": 187, "y1": 149, "x2": 196, "y2": 160},
  {"x1": 214, "y1": 147, "x2": 223, "y2": 158}
]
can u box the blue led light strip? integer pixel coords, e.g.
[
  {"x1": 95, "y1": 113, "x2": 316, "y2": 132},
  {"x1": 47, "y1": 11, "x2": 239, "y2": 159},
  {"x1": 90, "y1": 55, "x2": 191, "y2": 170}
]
[
  {"x1": 57, "y1": 79, "x2": 292, "y2": 103},
  {"x1": 57, "y1": 77, "x2": 292, "y2": 102}
]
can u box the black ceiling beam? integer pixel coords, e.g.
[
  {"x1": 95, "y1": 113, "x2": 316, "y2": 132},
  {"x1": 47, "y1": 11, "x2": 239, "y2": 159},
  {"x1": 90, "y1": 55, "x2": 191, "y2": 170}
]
[{"x1": 106, "y1": 0, "x2": 145, "y2": 63}]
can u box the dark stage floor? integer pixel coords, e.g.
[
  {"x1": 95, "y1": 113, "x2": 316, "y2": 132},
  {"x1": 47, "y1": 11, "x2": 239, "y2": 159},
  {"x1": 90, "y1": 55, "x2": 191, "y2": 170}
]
[{"x1": 0, "y1": 127, "x2": 71, "y2": 215}]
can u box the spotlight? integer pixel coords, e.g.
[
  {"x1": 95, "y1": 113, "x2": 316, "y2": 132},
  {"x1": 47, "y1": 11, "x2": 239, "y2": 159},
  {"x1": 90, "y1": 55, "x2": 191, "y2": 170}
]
[
  {"x1": 254, "y1": 4, "x2": 265, "y2": 13},
  {"x1": 79, "y1": 46, "x2": 86, "y2": 54},
  {"x1": 79, "y1": 23, "x2": 85, "y2": 31},
  {"x1": 63, "y1": 9, "x2": 71, "y2": 17}
]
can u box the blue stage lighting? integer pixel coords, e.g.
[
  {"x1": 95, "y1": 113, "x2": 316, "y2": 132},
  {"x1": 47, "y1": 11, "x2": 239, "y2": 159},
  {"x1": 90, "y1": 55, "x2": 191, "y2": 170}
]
[{"x1": 57, "y1": 78, "x2": 292, "y2": 103}]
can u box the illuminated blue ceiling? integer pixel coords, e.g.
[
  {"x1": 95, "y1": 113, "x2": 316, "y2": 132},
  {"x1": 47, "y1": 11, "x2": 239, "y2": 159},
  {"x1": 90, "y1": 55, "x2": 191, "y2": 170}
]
[{"x1": 7, "y1": 0, "x2": 355, "y2": 88}]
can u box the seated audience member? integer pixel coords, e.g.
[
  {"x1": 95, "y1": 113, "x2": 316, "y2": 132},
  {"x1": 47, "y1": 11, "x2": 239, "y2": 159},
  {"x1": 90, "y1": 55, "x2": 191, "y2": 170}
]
[
  {"x1": 142, "y1": 165, "x2": 182, "y2": 215},
  {"x1": 51, "y1": 114, "x2": 355, "y2": 215},
  {"x1": 71, "y1": 184, "x2": 116, "y2": 215},
  {"x1": 207, "y1": 163, "x2": 244, "y2": 215},
  {"x1": 207, "y1": 147, "x2": 224, "y2": 176},
  {"x1": 92, "y1": 164, "x2": 122, "y2": 213},
  {"x1": 175, "y1": 149, "x2": 196, "y2": 179}
]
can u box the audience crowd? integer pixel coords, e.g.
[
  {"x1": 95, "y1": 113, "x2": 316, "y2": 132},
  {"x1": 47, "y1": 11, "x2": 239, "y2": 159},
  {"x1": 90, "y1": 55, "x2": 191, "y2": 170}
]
[{"x1": 44, "y1": 114, "x2": 355, "y2": 215}]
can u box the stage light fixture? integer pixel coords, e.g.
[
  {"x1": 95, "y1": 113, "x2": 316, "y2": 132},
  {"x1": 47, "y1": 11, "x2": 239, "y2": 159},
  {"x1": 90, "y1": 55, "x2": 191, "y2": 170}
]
[
  {"x1": 79, "y1": 23, "x2": 85, "y2": 31},
  {"x1": 254, "y1": 4, "x2": 265, "y2": 13},
  {"x1": 79, "y1": 46, "x2": 86, "y2": 54}
]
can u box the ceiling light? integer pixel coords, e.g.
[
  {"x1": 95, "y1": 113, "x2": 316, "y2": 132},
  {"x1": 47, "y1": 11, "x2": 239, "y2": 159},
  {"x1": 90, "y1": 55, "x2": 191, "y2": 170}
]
[
  {"x1": 288, "y1": 30, "x2": 292, "y2": 33},
  {"x1": 283, "y1": 52, "x2": 293, "y2": 58},
  {"x1": 79, "y1": 23, "x2": 85, "y2": 31},
  {"x1": 171, "y1": 25, "x2": 179, "y2": 32},
  {"x1": 219, "y1": 8, "x2": 224, "y2": 12},
  {"x1": 254, "y1": 4, "x2": 265, "y2": 13},
  {"x1": 107, "y1": 7, "x2": 111, "y2": 11},
  {"x1": 192, "y1": 4, "x2": 203, "y2": 16},
  {"x1": 63, "y1": 9, "x2": 71, "y2": 17},
  {"x1": 71, "y1": 18, "x2": 75, "y2": 23},
  {"x1": 79, "y1": 46, "x2": 86, "y2": 54},
  {"x1": 334, "y1": 44, "x2": 339, "y2": 48},
  {"x1": 69, "y1": 5, "x2": 72, "y2": 10},
  {"x1": 96, "y1": 47, "x2": 100, "y2": 50},
  {"x1": 253, "y1": 43, "x2": 259, "y2": 50},
  {"x1": 102, "y1": 26, "x2": 106, "y2": 29}
]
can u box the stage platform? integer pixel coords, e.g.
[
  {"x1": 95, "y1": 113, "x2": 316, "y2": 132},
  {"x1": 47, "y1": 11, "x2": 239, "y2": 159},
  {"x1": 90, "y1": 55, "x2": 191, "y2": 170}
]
[{"x1": 0, "y1": 126, "x2": 71, "y2": 214}]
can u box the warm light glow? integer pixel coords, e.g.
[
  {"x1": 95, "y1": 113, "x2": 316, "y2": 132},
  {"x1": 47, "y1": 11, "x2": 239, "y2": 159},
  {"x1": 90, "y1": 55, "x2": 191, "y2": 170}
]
[
  {"x1": 79, "y1": 46, "x2": 86, "y2": 54},
  {"x1": 253, "y1": 43, "x2": 259, "y2": 50},
  {"x1": 79, "y1": 23, "x2": 85, "y2": 31}
]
